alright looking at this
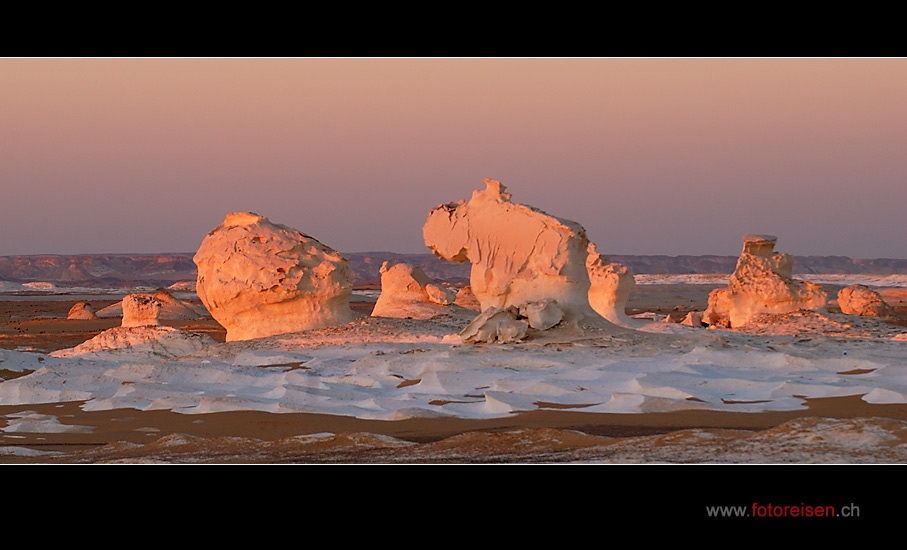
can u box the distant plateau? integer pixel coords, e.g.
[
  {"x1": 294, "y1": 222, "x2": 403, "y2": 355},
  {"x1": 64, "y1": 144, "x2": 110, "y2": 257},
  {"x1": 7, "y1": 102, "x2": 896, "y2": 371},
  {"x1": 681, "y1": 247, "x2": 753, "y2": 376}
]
[{"x1": 2, "y1": 253, "x2": 907, "y2": 289}]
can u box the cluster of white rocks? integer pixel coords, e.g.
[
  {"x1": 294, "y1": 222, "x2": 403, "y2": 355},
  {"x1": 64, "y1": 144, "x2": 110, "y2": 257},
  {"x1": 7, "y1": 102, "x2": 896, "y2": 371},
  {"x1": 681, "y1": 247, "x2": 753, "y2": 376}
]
[
  {"x1": 52, "y1": 179, "x2": 899, "y2": 353},
  {"x1": 459, "y1": 299, "x2": 565, "y2": 343},
  {"x1": 95, "y1": 290, "x2": 207, "y2": 322},
  {"x1": 702, "y1": 235, "x2": 828, "y2": 328},
  {"x1": 58, "y1": 286, "x2": 215, "y2": 359},
  {"x1": 67, "y1": 289, "x2": 210, "y2": 327}
]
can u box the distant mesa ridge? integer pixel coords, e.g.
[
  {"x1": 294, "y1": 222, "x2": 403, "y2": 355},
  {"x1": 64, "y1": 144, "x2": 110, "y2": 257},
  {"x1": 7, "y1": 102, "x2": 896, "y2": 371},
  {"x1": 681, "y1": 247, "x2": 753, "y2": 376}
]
[{"x1": 2, "y1": 252, "x2": 907, "y2": 287}]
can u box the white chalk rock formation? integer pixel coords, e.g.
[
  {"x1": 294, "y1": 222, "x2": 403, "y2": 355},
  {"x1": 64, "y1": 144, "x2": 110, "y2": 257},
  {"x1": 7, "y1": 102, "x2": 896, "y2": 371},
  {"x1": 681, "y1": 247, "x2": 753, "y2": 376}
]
[
  {"x1": 702, "y1": 235, "x2": 828, "y2": 328},
  {"x1": 98, "y1": 290, "x2": 208, "y2": 320},
  {"x1": 121, "y1": 294, "x2": 162, "y2": 327},
  {"x1": 586, "y1": 243, "x2": 635, "y2": 326},
  {"x1": 67, "y1": 302, "x2": 98, "y2": 320},
  {"x1": 460, "y1": 307, "x2": 529, "y2": 343},
  {"x1": 425, "y1": 282, "x2": 456, "y2": 306},
  {"x1": 423, "y1": 179, "x2": 599, "y2": 322},
  {"x1": 371, "y1": 262, "x2": 457, "y2": 320},
  {"x1": 50, "y1": 326, "x2": 215, "y2": 360},
  {"x1": 194, "y1": 212, "x2": 353, "y2": 342},
  {"x1": 149, "y1": 289, "x2": 209, "y2": 319},
  {"x1": 838, "y1": 284, "x2": 897, "y2": 318}
]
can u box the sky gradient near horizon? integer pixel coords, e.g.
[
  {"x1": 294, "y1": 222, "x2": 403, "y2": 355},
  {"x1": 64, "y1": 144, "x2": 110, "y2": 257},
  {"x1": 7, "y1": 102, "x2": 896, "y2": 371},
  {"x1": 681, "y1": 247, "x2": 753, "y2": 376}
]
[{"x1": 2, "y1": 58, "x2": 905, "y2": 259}]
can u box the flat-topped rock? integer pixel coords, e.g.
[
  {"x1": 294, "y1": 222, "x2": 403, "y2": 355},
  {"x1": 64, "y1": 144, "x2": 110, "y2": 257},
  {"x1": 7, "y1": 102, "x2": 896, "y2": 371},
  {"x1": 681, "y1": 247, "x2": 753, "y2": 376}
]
[
  {"x1": 741, "y1": 234, "x2": 778, "y2": 258},
  {"x1": 121, "y1": 294, "x2": 162, "y2": 327}
]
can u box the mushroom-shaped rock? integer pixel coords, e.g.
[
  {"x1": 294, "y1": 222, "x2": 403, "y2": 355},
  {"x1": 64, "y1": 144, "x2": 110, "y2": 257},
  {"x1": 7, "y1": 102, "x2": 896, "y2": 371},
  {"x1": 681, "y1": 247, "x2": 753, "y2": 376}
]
[
  {"x1": 586, "y1": 243, "x2": 635, "y2": 326},
  {"x1": 702, "y1": 235, "x2": 827, "y2": 328},
  {"x1": 193, "y1": 212, "x2": 353, "y2": 341},
  {"x1": 423, "y1": 179, "x2": 599, "y2": 322},
  {"x1": 371, "y1": 261, "x2": 456, "y2": 319},
  {"x1": 121, "y1": 294, "x2": 162, "y2": 327},
  {"x1": 67, "y1": 301, "x2": 98, "y2": 320},
  {"x1": 837, "y1": 284, "x2": 897, "y2": 318}
]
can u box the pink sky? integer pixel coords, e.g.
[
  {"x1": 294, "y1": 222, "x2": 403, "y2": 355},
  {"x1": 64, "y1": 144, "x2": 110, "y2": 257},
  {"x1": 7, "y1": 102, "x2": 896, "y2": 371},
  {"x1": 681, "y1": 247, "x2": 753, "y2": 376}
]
[{"x1": 2, "y1": 58, "x2": 905, "y2": 258}]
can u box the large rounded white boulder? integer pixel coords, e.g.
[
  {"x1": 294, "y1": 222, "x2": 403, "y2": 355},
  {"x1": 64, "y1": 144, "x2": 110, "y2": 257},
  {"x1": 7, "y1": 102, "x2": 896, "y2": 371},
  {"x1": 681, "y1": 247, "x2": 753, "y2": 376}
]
[{"x1": 194, "y1": 212, "x2": 353, "y2": 341}]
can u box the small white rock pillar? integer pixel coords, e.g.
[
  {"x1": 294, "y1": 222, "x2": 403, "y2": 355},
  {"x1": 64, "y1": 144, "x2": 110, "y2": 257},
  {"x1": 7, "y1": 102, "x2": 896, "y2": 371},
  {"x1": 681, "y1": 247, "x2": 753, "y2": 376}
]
[
  {"x1": 586, "y1": 243, "x2": 635, "y2": 326},
  {"x1": 121, "y1": 295, "x2": 162, "y2": 327}
]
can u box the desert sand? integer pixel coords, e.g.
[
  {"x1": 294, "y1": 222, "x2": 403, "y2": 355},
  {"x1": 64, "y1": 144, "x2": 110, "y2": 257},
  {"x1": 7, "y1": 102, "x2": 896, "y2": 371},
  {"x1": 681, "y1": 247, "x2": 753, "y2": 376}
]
[{"x1": 3, "y1": 281, "x2": 907, "y2": 464}]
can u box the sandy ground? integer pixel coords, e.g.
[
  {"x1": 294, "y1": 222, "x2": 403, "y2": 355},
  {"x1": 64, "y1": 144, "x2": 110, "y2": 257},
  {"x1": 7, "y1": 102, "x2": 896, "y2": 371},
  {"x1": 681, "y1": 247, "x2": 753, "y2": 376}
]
[{"x1": 3, "y1": 285, "x2": 907, "y2": 464}]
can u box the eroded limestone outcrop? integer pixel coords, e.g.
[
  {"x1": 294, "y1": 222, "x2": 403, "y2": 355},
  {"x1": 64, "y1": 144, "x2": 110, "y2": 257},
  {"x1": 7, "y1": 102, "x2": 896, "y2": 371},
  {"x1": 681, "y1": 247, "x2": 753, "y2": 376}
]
[
  {"x1": 702, "y1": 234, "x2": 827, "y2": 328},
  {"x1": 837, "y1": 284, "x2": 897, "y2": 319},
  {"x1": 98, "y1": 290, "x2": 207, "y2": 321},
  {"x1": 50, "y1": 326, "x2": 215, "y2": 360},
  {"x1": 194, "y1": 212, "x2": 353, "y2": 341},
  {"x1": 423, "y1": 179, "x2": 599, "y2": 323},
  {"x1": 586, "y1": 243, "x2": 635, "y2": 326},
  {"x1": 371, "y1": 261, "x2": 457, "y2": 320},
  {"x1": 122, "y1": 294, "x2": 162, "y2": 327}
]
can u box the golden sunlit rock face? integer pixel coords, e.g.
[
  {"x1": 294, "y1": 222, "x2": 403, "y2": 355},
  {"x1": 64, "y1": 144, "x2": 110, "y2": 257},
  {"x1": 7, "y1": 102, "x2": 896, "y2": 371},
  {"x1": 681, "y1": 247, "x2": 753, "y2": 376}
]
[
  {"x1": 193, "y1": 212, "x2": 352, "y2": 341},
  {"x1": 371, "y1": 261, "x2": 456, "y2": 320},
  {"x1": 423, "y1": 179, "x2": 601, "y2": 323},
  {"x1": 67, "y1": 301, "x2": 98, "y2": 320},
  {"x1": 121, "y1": 294, "x2": 162, "y2": 327},
  {"x1": 703, "y1": 234, "x2": 828, "y2": 328},
  {"x1": 586, "y1": 243, "x2": 635, "y2": 327},
  {"x1": 838, "y1": 284, "x2": 897, "y2": 319}
]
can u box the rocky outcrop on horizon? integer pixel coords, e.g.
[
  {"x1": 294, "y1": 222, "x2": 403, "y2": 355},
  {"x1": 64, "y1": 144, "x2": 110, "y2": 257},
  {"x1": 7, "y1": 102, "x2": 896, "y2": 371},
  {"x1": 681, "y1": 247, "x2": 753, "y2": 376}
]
[{"x1": 0, "y1": 254, "x2": 197, "y2": 287}]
